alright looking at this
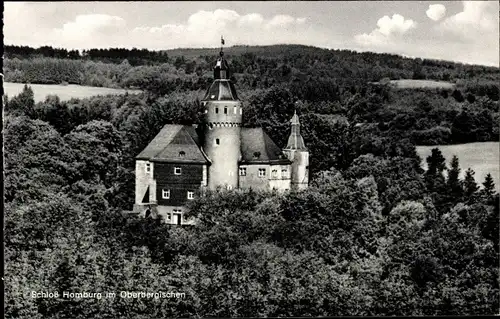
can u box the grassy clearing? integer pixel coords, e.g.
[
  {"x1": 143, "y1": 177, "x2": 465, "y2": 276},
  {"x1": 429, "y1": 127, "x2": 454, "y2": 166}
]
[
  {"x1": 4, "y1": 82, "x2": 141, "y2": 102},
  {"x1": 417, "y1": 142, "x2": 500, "y2": 190}
]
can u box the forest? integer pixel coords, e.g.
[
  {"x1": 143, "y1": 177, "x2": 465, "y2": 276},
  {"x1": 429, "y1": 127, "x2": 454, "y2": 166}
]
[{"x1": 3, "y1": 44, "x2": 500, "y2": 317}]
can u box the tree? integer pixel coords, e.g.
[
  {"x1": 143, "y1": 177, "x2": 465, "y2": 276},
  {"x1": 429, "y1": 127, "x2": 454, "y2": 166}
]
[
  {"x1": 446, "y1": 155, "x2": 463, "y2": 200},
  {"x1": 463, "y1": 168, "x2": 479, "y2": 202},
  {"x1": 481, "y1": 173, "x2": 496, "y2": 201},
  {"x1": 6, "y1": 84, "x2": 35, "y2": 116}
]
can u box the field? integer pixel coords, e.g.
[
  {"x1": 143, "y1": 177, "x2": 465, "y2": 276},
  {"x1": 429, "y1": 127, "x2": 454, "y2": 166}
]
[
  {"x1": 388, "y1": 79, "x2": 456, "y2": 89},
  {"x1": 3, "y1": 82, "x2": 141, "y2": 102},
  {"x1": 417, "y1": 142, "x2": 500, "y2": 190}
]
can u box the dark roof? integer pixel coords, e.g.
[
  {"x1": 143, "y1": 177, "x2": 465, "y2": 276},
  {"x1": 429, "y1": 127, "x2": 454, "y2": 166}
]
[
  {"x1": 137, "y1": 125, "x2": 290, "y2": 165},
  {"x1": 203, "y1": 79, "x2": 239, "y2": 101},
  {"x1": 240, "y1": 128, "x2": 291, "y2": 164},
  {"x1": 136, "y1": 125, "x2": 209, "y2": 164}
]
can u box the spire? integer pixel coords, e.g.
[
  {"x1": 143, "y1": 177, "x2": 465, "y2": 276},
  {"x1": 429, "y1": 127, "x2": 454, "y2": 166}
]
[
  {"x1": 203, "y1": 37, "x2": 238, "y2": 101},
  {"x1": 285, "y1": 110, "x2": 307, "y2": 150},
  {"x1": 220, "y1": 35, "x2": 225, "y2": 56},
  {"x1": 214, "y1": 36, "x2": 229, "y2": 79}
]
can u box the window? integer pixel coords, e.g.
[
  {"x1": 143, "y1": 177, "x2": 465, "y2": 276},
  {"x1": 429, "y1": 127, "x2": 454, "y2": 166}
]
[
  {"x1": 166, "y1": 213, "x2": 171, "y2": 221},
  {"x1": 239, "y1": 167, "x2": 247, "y2": 176},
  {"x1": 282, "y1": 169, "x2": 288, "y2": 177},
  {"x1": 204, "y1": 109, "x2": 208, "y2": 114},
  {"x1": 187, "y1": 191, "x2": 194, "y2": 200},
  {"x1": 174, "y1": 167, "x2": 182, "y2": 175},
  {"x1": 179, "y1": 151, "x2": 185, "y2": 158},
  {"x1": 173, "y1": 209, "x2": 182, "y2": 213},
  {"x1": 227, "y1": 185, "x2": 233, "y2": 190},
  {"x1": 215, "y1": 138, "x2": 220, "y2": 146},
  {"x1": 272, "y1": 169, "x2": 278, "y2": 178},
  {"x1": 258, "y1": 168, "x2": 266, "y2": 177},
  {"x1": 240, "y1": 108, "x2": 242, "y2": 115},
  {"x1": 162, "y1": 189, "x2": 170, "y2": 199},
  {"x1": 224, "y1": 107, "x2": 228, "y2": 114},
  {"x1": 215, "y1": 107, "x2": 219, "y2": 114},
  {"x1": 145, "y1": 163, "x2": 151, "y2": 173},
  {"x1": 234, "y1": 106, "x2": 237, "y2": 114}
]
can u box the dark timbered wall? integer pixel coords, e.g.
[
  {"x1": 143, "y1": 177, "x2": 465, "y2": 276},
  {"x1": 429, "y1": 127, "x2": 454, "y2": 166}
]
[{"x1": 154, "y1": 162, "x2": 203, "y2": 206}]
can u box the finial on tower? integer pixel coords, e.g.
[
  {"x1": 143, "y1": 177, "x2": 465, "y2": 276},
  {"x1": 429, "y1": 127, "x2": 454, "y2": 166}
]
[{"x1": 220, "y1": 35, "x2": 225, "y2": 57}]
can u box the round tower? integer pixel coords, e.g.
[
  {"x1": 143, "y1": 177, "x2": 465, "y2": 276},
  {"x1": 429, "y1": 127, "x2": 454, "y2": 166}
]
[{"x1": 201, "y1": 41, "x2": 242, "y2": 190}]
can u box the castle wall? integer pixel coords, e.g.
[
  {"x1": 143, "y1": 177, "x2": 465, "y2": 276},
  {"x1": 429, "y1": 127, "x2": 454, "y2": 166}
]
[
  {"x1": 268, "y1": 164, "x2": 292, "y2": 191},
  {"x1": 156, "y1": 205, "x2": 196, "y2": 225},
  {"x1": 135, "y1": 160, "x2": 154, "y2": 205},
  {"x1": 238, "y1": 164, "x2": 269, "y2": 190}
]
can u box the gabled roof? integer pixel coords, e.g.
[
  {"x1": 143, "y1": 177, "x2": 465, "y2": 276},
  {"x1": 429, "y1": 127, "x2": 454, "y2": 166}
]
[
  {"x1": 240, "y1": 128, "x2": 291, "y2": 165},
  {"x1": 136, "y1": 125, "x2": 209, "y2": 164}
]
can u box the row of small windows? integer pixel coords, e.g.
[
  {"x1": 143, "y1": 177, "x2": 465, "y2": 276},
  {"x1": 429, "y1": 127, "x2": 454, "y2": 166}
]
[
  {"x1": 204, "y1": 106, "x2": 242, "y2": 115},
  {"x1": 162, "y1": 189, "x2": 194, "y2": 200},
  {"x1": 208, "y1": 123, "x2": 240, "y2": 129},
  {"x1": 145, "y1": 164, "x2": 183, "y2": 175},
  {"x1": 238, "y1": 168, "x2": 288, "y2": 177},
  {"x1": 148, "y1": 163, "x2": 288, "y2": 178}
]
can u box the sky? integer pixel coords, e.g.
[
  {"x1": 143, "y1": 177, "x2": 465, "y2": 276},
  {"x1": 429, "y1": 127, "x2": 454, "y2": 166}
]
[{"x1": 4, "y1": 1, "x2": 499, "y2": 66}]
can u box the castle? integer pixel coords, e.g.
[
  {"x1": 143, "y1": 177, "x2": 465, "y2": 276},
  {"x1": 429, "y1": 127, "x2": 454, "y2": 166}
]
[{"x1": 133, "y1": 43, "x2": 309, "y2": 225}]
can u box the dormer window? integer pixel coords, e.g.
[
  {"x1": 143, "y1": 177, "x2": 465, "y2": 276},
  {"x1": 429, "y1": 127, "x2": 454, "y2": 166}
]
[
  {"x1": 253, "y1": 152, "x2": 261, "y2": 159},
  {"x1": 187, "y1": 191, "x2": 194, "y2": 200},
  {"x1": 179, "y1": 151, "x2": 185, "y2": 158},
  {"x1": 174, "y1": 167, "x2": 182, "y2": 175}
]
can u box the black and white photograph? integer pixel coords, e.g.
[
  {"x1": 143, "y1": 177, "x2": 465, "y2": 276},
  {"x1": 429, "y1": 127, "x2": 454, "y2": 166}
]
[{"x1": 3, "y1": 1, "x2": 500, "y2": 317}]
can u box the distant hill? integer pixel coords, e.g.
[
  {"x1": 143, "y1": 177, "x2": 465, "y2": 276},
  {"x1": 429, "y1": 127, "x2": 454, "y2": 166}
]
[
  {"x1": 372, "y1": 79, "x2": 456, "y2": 90},
  {"x1": 163, "y1": 44, "x2": 330, "y2": 59},
  {"x1": 4, "y1": 43, "x2": 499, "y2": 98}
]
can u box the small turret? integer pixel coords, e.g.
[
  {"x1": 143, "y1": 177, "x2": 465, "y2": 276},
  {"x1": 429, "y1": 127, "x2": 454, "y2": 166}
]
[{"x1": 283, "y1": 110, "x2": 309, "y2": 190}]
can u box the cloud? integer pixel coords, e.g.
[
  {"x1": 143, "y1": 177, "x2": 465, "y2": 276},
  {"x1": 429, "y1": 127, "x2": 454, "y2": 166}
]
[
  {"x1": 130, "y1": 9, "x2": 317, "y2": 49},
  {"x1": 354, "y1": 14, "x2": 416, "y2": 47},
  {"x1": 426, "y1": 4, "x2": 446, "y2": 21},
  {"x1": 438, "y1": 1, "x2": 497, "y2": 40},
  {"x1": 54, "y1": 14, "x2": 126, "y2": 37}
]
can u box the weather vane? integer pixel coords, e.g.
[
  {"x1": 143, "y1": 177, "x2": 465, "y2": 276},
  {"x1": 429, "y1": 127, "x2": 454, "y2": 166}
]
[{"x1": 220, "y1": 35, "x2": 225, "y2": 57}]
